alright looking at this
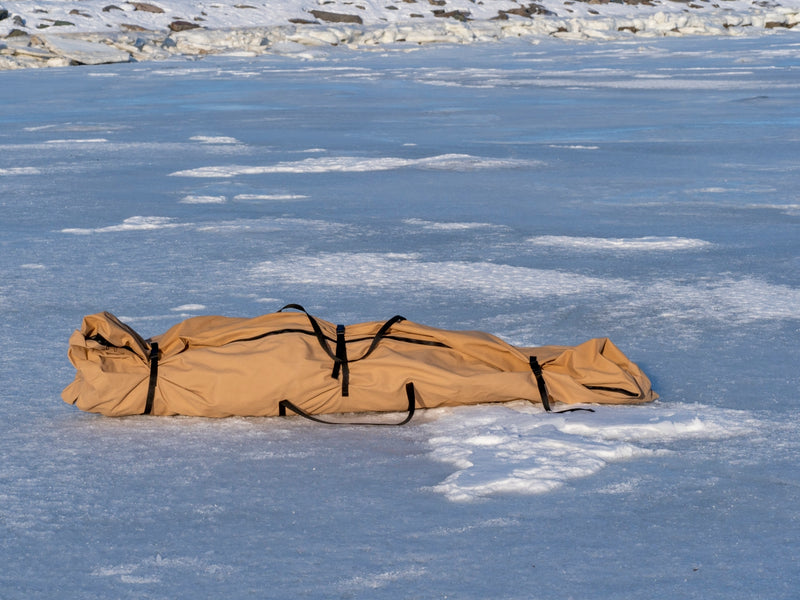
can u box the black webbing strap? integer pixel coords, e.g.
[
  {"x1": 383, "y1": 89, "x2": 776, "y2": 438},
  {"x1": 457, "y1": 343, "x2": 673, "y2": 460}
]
[
  {"x1": 280, "y1": 304, "x2": 338, "y2": 361},
  {"x1": 143, "y1": 342, "x2": 159, "y2": 415},
  {"x1": 353, "y1": 314, "x2": 406, "y2": 362},
  {"x1": 331, "y1": 324, "x2": 350, "y2": 396},
  {"x1": 529, "y1": 356, "x2": 594, "y2": 414},
  {"x1": 280, "y1": 304, "x2": 405, "y2": 363},
  {"x1": 529, "y1": 356, "x2": 552, "y2": 412},
  {"x1": 279, "y1": 304, "x2": 406, "y2": 398},
  {"x1": 278, "y1": 382, "x2": 417, "y2": 426}
]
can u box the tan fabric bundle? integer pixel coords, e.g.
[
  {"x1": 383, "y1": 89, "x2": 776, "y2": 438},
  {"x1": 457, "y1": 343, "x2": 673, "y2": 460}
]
[{"x1": 62, "y1": 305, "x2": 657, "y2": 419}]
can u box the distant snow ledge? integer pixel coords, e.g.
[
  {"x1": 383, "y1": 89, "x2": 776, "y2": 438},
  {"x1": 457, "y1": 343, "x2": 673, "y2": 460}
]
[{"x1": 1, "y1": 10, "x2": 799, "y2": 70}]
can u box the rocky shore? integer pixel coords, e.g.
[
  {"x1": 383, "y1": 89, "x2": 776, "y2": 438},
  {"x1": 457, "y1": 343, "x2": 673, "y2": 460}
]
[{"x1": 1, "y1": 0, "x2": 798, "y2": 69}]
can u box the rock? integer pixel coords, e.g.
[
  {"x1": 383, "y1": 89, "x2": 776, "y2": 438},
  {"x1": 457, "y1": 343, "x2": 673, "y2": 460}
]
[
  {"x1": 308, "y1": 10, "x2": 363, "y2": 24},
  {"x1": 6, "y1": 28, "x2": 27, "y2": 38},
  {"x1": 103, "y1": 5, "x2": 123, "y2": 11},
  {"x1": 0, "y1": 9, "x2": 9, "y2": 21},
  {"x1": 432, "y1": 9, "x2": 470, "y2": 20},
  {"x1": 39, "y1": 36, "x2": 132, "y2": 65},
  {"x1": 120, "y1": 23, "x2": 150, "y2": 32},
  {"x1": 10, "y1": 45, "x2": 55, "y2": 58},
  {"x1": 169, "y1": 20, "x2": 202, "y2": 32},
  {"x1": 130, "y1": 3, "x2": 165, "y2": 14},
  {"x1": 498, "y1": 3, "x2": 556, "y2": 18}
]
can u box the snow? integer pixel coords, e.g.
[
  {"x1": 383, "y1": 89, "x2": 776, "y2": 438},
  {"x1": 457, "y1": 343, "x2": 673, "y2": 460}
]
[
  {"x1": 2, "y1": 0, "x2": 800, "y2": 68},
  {"x1": 169, "y1": 152, "x2": 540, "y2": 177},
  {"x1": 527, "y1": 234, "x2": 713, "y2": 251},
  {"x1": 1, "y1": 11, "x2": 799, "y2": 599},
  {"x1": 423, "y1": 401, "x2": 758, "y2": 501}
]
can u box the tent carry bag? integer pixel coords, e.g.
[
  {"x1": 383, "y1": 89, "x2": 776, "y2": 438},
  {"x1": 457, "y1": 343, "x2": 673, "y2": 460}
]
[{"x1": 62, "y1": 305, "x2": 657, "y2": 420}]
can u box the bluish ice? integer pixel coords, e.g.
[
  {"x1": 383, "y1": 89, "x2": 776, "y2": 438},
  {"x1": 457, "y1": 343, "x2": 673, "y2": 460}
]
[{"x1": 1, "y1": 34, "x2": 799, "y2": 599}]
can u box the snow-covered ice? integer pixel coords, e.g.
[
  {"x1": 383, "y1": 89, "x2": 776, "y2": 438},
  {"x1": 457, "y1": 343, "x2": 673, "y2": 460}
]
[{"x1": 1, "y1": 23, "x2": 799, "y2": 600}]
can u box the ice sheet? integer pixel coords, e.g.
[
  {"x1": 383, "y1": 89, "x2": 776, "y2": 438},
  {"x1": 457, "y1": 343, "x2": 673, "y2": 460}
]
[{"x1": 1, "y1": 35, "x2": 798, "y2": 600}]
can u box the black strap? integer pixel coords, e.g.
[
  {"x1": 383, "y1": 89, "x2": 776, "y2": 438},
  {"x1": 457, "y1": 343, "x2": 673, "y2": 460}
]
[
  {"x1": 280, "y1": 304, "x2": 405, "y2": 398},
  {"x1": 529, "y1": 356, "x2": 594, "y2": 414},
  {"x1": 278, "y1": 382, "x2": 417, "y2": 426},
  {"x1": 280, "y1": 304, "x2": 338, "y2": 361},
  {"x1": 331, "y1": 324, "x2": 350, "y2": 396},
  {"x1": 143, "y1": 342, "x2": 159, "y2": 415},
  {"x1": 529, "y1": 356, "x2": 552, "y2": 412},
  {"x1": 352, "y1": 314, "x2": 406, "y2": 363},
  {"x1": 280, "y1": 304, "x2": 405, "y2": 363}
]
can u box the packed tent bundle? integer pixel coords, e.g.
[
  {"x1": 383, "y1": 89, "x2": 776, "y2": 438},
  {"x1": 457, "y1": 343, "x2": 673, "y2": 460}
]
[{"x1": 62, "y1": 305, "x2": 657, "y2": 421}]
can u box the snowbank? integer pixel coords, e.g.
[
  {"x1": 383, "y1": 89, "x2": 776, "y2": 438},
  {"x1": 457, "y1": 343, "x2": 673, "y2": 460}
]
[{"x1": 1, "y1": 0, "x2": 799, "y2": 69}]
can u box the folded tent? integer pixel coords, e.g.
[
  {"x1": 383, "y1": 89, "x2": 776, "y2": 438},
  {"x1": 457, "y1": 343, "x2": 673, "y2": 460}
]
[{"x1": 62, "y1": 305, "x2": 657, "y2": 420}]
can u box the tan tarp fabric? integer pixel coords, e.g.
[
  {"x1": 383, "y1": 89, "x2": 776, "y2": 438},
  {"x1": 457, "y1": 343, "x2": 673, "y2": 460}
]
[{"x1": 62, "y1": 308, "x2": 657, "y2": 418}]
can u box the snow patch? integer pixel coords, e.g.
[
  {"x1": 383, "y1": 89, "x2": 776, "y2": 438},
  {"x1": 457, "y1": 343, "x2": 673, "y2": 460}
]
[
  {"x1": 251, "y1": 252, "x2": 618, "y2": 298},
  {"x1": 190, "y1": 136, "x2": 241, "y2": 144},
  {"x1": 92, "y1": 554, "x2": 237, "y2": 585},
  {"x1": 424, "y1": 402, "x2": 758, "y2": 501},
  {"x1": 171, "y1": 304, "x2": 207, "y2": 312},
  {"x1": 195, "y1": 216, "x2": 341, "y2": 234},
  {"x1": 179, "y1": 195, "x2": 227, "y2": 204},
  {"x1": 747, "y1": 203, "x2": 800, "y2": 216},
  {"x1": 233, "y1": 194, "x2": 309, "y2": 202},
  {"x1": 340, "y1": 566, "x2": 428, "y2": 590},
  {"x1": 61, "y1": 216, "x2": 183, "y2": 234},
  {"x1": 659, "y1": 277, "x2": 800, "y2": 322},
  {"x1": 170, "y1": 154, "x2": 540, "y2": 178},
  {"x1": 549, "y1": 144, "x2": 601, "y2": 150},
  {"x1": 45, "y1": 138, "x2": 108, "y2": 144},
  {"x1": 0, "y1": 167, "x2": 41, "y2": 175},
  {"x1": 528, "y1": 235, "x2": 713, "y2": 251},
  {"x1": 251, "y1": 252, "x2": 800, "y2": 323},
  {"x1": 404, "y1": 218, "x2": 506, "y2": 231}
]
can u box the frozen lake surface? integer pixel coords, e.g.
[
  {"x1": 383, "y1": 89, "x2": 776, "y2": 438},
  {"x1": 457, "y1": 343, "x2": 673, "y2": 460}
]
[{"x1": 1, "y1": 34, "x2": 799, "y2": 598}]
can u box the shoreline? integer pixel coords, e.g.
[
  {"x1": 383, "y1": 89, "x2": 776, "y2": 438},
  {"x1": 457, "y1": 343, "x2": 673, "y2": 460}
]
[{"x1": 1, "y1": 2, "x2": 799, "y2": 69}]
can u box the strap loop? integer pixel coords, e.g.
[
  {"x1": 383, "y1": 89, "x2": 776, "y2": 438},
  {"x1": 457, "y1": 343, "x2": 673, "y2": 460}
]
[
  {"x1": 280, "y1": 304, "x2": 405, "y2": 398},
  {"x1": 278, "y1": 382, "x2": 417, "y2": 426}
]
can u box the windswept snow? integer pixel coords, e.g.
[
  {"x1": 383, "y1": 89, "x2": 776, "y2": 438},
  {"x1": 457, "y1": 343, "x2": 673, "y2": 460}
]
[
  {"x1": 528, "y1": 235, "x2": 713, "y2": 251},
  {"x1": 169, "y1": 154, "x2": 541, "y2": 177},
  {"x1": 60, "y1": 215, "x2": 184, "y2": 234},
  {"x1": 424, "y1": 402, "x2": 759, "y2": 501}
]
